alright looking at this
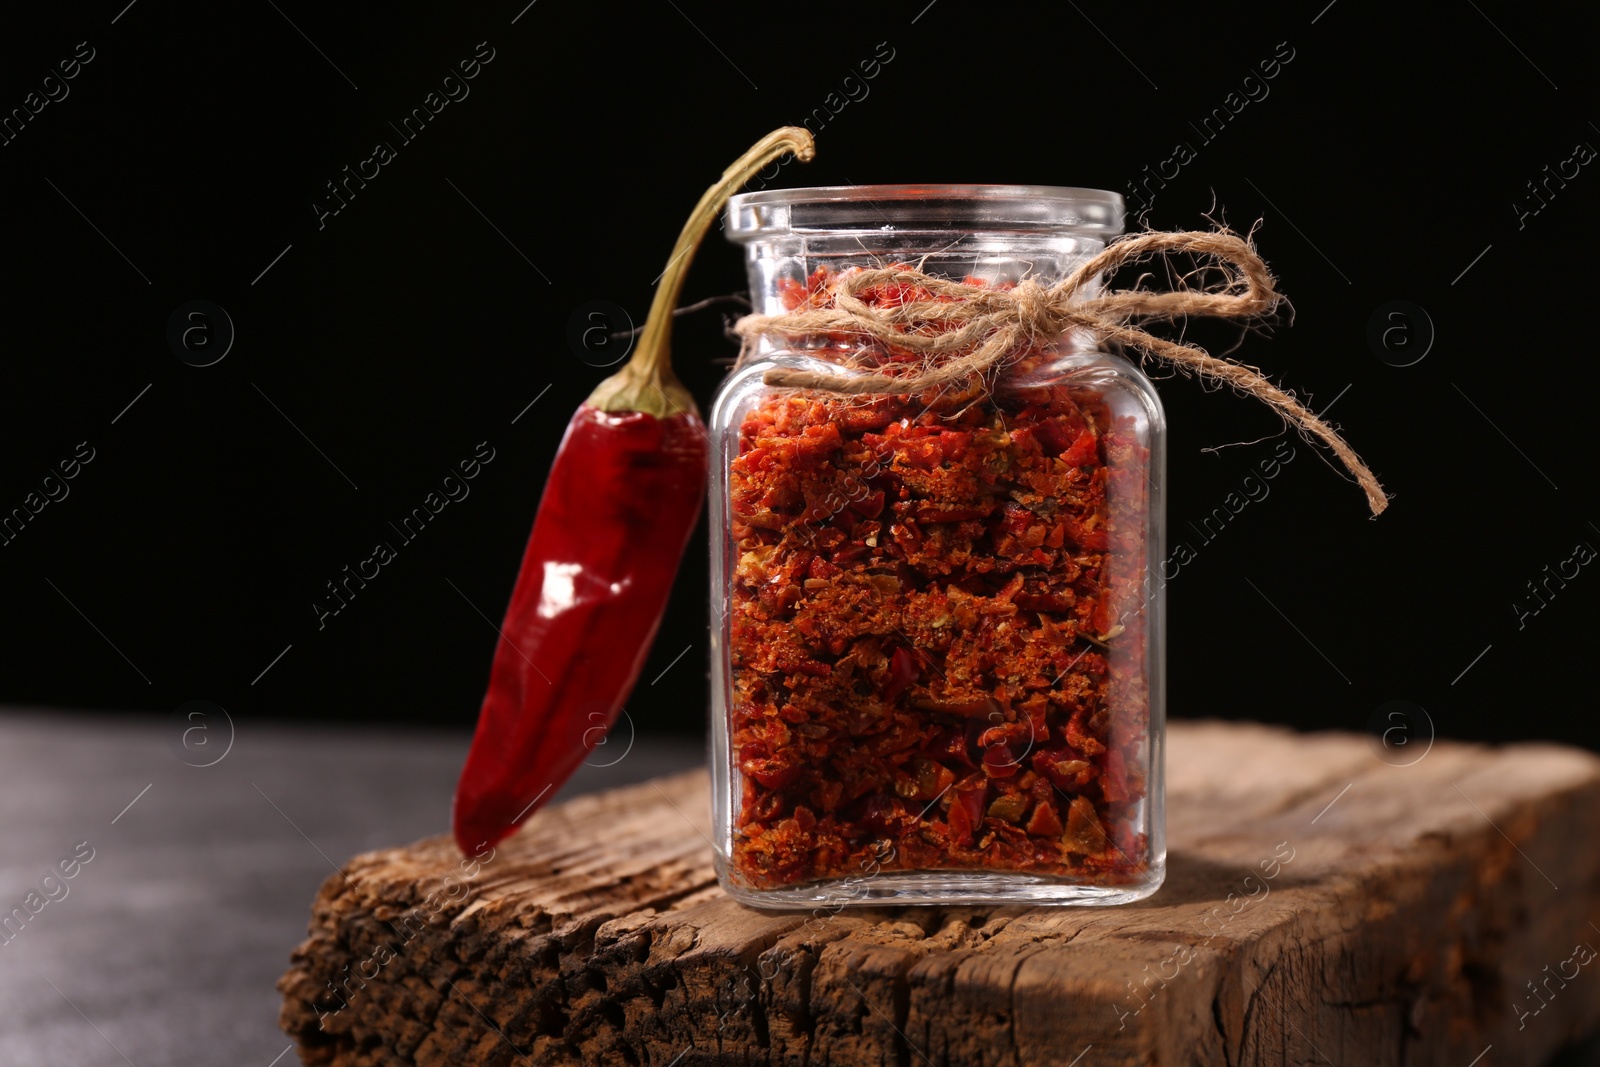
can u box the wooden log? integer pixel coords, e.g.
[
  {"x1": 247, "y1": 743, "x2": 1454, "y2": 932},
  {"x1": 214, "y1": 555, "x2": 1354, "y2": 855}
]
[{"x1": 278, "y1": 722, "x2": 1600, "y2": 1066}]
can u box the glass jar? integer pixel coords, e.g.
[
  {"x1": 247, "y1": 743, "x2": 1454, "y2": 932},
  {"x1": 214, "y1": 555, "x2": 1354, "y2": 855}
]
[{"x1": 709, "y1": 185, "x2": 1165, "y2": 907}]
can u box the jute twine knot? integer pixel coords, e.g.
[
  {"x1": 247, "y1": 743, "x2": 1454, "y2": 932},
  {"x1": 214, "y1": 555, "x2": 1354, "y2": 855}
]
[{"x1": 734, "y1": 228, "x2": 1388, "y2": 516}]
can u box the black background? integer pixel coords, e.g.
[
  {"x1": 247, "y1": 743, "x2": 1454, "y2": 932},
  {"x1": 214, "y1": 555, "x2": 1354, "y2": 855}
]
[{"x1": 1, "y1": 0, "x2": 1594, "y2": 751}]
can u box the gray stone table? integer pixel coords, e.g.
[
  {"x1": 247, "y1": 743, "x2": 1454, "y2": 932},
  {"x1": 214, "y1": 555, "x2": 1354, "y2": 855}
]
[{"x1": 0, "y1": 706, "x2": 701, "y2": 1067}]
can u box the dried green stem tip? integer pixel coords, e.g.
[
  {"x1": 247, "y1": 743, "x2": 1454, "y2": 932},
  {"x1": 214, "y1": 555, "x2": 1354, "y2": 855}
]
[{"x1": 587, "y1": 127, "x2": 817, "y2": 418}]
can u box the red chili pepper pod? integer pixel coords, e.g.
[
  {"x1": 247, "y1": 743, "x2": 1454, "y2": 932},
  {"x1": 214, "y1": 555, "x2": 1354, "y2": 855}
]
[
  {"x1": 452, "y1": 405, "x2": 705, "y2": 853},
  {"x1": 452, "y1": 128, "x2": 817, "y2": 854}
]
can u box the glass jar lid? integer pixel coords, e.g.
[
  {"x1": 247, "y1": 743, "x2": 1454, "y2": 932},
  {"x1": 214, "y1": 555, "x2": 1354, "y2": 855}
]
[{"x1": 725, "y1": 184, "x2": 1124, "y2": 239}]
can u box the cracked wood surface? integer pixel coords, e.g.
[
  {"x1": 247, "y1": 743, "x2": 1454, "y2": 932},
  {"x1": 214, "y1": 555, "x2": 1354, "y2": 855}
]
[{"x1": 278, "y1": 721, "x2": 1600, "y2": 1066}]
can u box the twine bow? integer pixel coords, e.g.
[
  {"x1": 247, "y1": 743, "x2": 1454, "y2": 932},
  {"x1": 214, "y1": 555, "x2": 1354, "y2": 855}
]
[{"x1": 734, "y1": 229, "x2": 1388, "y2": 516}]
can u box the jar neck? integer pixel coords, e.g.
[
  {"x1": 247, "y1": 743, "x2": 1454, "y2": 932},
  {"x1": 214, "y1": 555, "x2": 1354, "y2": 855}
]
[
  {"x1": 739, "y1": 235, "x2": 1111, "y2": 364},
  {"x1": 741, "y1": 234, "x2": 1105, "y2": 315}
]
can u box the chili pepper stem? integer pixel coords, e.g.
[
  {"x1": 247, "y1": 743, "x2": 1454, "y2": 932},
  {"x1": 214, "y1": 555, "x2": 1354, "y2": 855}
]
[{"x1": 588, "y1": 127, "x2": 816, "y2": 418}]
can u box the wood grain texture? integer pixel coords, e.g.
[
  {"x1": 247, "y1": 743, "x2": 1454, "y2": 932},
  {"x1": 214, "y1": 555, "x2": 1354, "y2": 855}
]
[{"x1": 278, "y1": 722, "x2": 1600, "y2": 1066}]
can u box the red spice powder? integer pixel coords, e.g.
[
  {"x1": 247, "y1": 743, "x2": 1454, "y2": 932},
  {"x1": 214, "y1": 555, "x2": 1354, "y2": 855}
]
[{"x1": 726, "y1": 267, "x2": 1151, "y2": 890}]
